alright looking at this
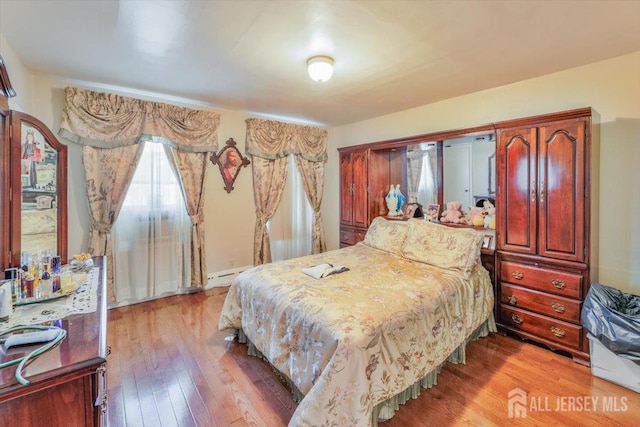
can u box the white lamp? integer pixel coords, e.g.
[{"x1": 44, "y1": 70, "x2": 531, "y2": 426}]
[{"x1": 307, "y1": 55, "x2": 334, "y2": 82}]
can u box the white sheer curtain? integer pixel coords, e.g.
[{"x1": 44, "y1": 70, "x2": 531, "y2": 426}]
[
  {"x1": 267, "y1": 154, "x2": 313, "y2": 262},
  {"x1": 416, "y1": 146, "x2": 437, "y2": 207},
  {"x1": 111, "y1": 141, "x2": 191, "y2": 305}
]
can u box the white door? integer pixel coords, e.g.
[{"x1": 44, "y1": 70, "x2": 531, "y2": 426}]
[{"x1": 443, "y1": 142, "x2": 472, "y2": 211}]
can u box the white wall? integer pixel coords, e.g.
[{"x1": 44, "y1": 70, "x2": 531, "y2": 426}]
[
  {"x1": 0, "y1": 34, "x2": 33, "y2": 113},
  {"x1": 326, "y1": 51, "x2": 640, "y2": 295}
]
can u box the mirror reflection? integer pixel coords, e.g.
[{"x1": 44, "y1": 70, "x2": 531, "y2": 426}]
[
  {"x1": 443, "y1": 133, "x2": 495, "y2": 211},
  {"x1": 20, "y1": 124, "x2": 58, "y2": 256},
  {"x1": 406, "y1": 142, "x2": 438, "y2": 207},
  {"x1": 407, "y1": 133, "x2": 495, "y2": 215}
]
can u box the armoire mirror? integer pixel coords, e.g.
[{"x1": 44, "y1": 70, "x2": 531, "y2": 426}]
[
  {"x1": 406, "y1": 132, "x2": 495, "y2": 215},
  {"x1": 1, "y1": 110, "x2": 67, "y2": 270}
]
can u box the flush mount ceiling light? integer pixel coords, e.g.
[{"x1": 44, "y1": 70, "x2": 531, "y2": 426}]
[{"x1": 307, "y1": 55, "x2": 334, "y2": 82}]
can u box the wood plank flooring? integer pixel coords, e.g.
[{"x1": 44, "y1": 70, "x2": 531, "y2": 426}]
[{"x1": 106, "y1": 287, "x2": 639, "y2": 426}]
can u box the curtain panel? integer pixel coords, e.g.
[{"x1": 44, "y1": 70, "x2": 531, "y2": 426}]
[
  {"x1": 58, "y1": 87, "x2": 220, "y2": 301},
  {"x1": 246, "y1": 118, "x2": 328, "y2": 264},
  {"x1": 59, "y1": 86, "x2": 220, "y2": 152}
]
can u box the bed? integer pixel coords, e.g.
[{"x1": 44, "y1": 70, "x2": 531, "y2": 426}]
[{"x1": 218, "y1": 218, "x2": 496, "y2": 426}]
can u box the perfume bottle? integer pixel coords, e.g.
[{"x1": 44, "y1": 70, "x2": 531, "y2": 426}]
[{"x1": 40, "y1": 263, "x2": 53, "y2": 297}]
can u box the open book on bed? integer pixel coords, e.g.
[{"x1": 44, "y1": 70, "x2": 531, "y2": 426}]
[{"x1": 302, "y1": 263, "x2": 350, "y2": 279}]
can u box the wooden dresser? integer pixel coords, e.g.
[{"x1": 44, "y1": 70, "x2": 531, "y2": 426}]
[
  {"x1": 0, "y1": 257, "x2": 108, "y2": 427},
  {"x1": 495, "y1": 108, "x2": 598, "y2": 364}
]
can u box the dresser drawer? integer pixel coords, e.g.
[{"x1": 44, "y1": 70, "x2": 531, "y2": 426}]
[
  {"x1": 500, "y1": 261, "x2": 582, "y2": 299},
  {"x1": 501, "y1": 305, "x2": 582, "y2": 349},
  {"x1": 340, "y1": 227, "x2": 366, "y2": 246},
  {"x1": 501, "y1": 283, "x2": 581, "y2": 323}
]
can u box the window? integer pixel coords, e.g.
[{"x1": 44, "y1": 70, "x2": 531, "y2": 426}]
[
  {"x1": 112, "y1": 141, "x2": 191, "y2": 305},
  {"x1": 267, "y1": 154, "x2": 313, "y2": 262}
]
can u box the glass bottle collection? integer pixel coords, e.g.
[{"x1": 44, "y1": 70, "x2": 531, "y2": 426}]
[{"x1": 3, "y1": 250, "x2": 63, "y2": 303}]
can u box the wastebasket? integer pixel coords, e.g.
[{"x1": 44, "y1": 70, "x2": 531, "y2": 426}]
[{"x1": 581, "y1": 282, "x2": 640, "y2": 392}]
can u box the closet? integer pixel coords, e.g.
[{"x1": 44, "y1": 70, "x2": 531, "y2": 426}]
[
  {"x1": 338, "y1": 146, "x2": 406, "y2": 247},
  {"x1": 495, "y1": 107, "x2": 597, "y2": 364}
]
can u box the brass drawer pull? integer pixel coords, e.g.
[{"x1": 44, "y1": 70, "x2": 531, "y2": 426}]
[
  {"x1": 550, "y1": 326, "x2": 566, "y2": 338},
  {"x1": 511, "y1": 271, "x2": 524, "y2": 280},
  {"x1": 508, "y1": 295, "x2": 518, "y2": 305},
  {"x1": 551, "y1": 279, "x2": 566, "y2": 289},
  {"x1": 551, "y1": 302, "x2": 566, "y2": 313},
  {"x1": 511, "y1": 314, "x2": 523, "y2": 325},
  {"x1": 531, "y1": 181, "x2": 536, "y2": 202}
]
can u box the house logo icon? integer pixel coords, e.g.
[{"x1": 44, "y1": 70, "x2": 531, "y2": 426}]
[{"x1": 508, "y1": 388, "x2": 527, "y2": 418}]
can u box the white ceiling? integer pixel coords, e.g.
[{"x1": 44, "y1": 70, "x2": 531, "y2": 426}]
[{"x1": 1, "y1": 1, "x2": 639, "y2": 127}]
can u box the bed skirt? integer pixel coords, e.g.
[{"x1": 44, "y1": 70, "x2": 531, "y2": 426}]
[{"x1": 236, "y1": 313, "x2": 497, "y2": 426}]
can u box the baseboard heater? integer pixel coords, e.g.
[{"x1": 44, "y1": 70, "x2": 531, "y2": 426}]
[{"x1": 206, "y1": 266, "x2": 249, "y2": 288}]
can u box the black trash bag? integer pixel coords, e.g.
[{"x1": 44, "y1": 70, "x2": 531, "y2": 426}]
[{"x1": 581, "y1": 282, "x2": 640, "y2": 364}]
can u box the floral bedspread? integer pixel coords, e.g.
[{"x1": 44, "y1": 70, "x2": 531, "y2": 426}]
[{"x1": 218, "y1": 243, "x2": 495, "y2": 427}]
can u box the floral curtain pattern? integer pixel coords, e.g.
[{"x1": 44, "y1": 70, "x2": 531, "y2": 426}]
[
  {"x1": 245, "y1": 118, "x2": 328, "y2": 264},
  {"x1": 245, "y1": 118, "x2": 327, "y2": 162},
  {"x1": 59, "y1": 87, "x2": 220, "y2": 301},
  {"x1": 59, "y1": 87, "x2": 220, "y2": 151},
  {"x1": 294, "y1": 156, "x2": 326, "y2": 254},
  {"x1": 252, "y1": 156, "x2": 289, "y2": 265},
  {"x1": 83, "y1": 144, "x2": 145, "y2": 302},
  {"x1": 164, "y1": 147, "x2": 209, "y2": 287}
]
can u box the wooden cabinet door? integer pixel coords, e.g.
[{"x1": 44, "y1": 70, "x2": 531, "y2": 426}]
[
  {"x1": 497, "y1": 126, "x2": 538, "y2": 255},
  {"x1": 339, "y1": 152, "x2": 354, "y2": 225},
  {"x1": 538, "y1": 119, "x2": 586, "y2": 262},
  {"x1": 351, "y1": 150, "x2": 368, "y2": 228}
]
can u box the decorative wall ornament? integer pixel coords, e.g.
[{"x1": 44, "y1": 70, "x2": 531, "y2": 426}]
[{"x1": 210, "y1": 138, "x2": 250, "y2": 193}]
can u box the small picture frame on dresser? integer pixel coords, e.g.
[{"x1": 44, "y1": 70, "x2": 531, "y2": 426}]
[
  {"x1": 426, "y1": 204, "x2": 440, "y2": 222},
  {"x1": 482, "y1": 235, "x2": 493, "y2": 249}
]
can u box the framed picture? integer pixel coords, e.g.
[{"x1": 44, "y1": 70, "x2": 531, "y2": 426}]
[
  {"x1": 482, "y1": 235, "x2": 493, "y2": 249},
  {"x1": 209, "y1": 137, "x2": 251, "y2": 193},
  {"x1": 426, "y1": 204, "x2": 440, "y2": 222},
  {"x1": 404, "y1": 203, "x2": 418, "y2": 218}
]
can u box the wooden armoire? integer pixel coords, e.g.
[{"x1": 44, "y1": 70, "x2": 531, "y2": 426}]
[
  {"x1": 338, "y1": 146, "x2": 406, "y2": 247},
  {"x1": 495, "y1": 107, "x2": 598, "y2": 364}
]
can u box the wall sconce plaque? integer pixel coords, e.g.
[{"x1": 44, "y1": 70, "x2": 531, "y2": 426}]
[{"x1": 210, "y1": 138, "x2": 250, "y2": 193}]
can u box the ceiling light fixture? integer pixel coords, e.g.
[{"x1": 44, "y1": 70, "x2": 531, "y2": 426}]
[{"x1": 307, "y1": 55, "x2": 334, "y2": 82}]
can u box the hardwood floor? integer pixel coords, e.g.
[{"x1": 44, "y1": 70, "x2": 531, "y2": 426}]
[{"x1": 107, "y1": 287, "x2": 638, "y2": 427}]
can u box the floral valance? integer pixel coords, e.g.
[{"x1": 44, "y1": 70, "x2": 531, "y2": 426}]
[
  {"x1": 245, "y1": 118, "x2": 327, "y2": 162},
  {"x1": 58, "y1": 87, "x2": 220, "y2": 152}
]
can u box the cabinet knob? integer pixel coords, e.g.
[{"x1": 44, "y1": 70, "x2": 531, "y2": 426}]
[
  {"x1": 511, "y1": 314, "x2": 523, "y2": 325},
  {"x1": 550, "y1": 326, "x2": 566, "y2": 338},
  {"x1": 511, "y1": 271, "x2": 524, "y2": 280},
  {"x1": 551, "y1": 279, "x2": 565, "y2": 289},
  {"x1": 551, "y1": 302, "x2": 566, "y2": 313},
  {"x1": 539, "y1": 180, "x2": 545, "y2": 203},
  {"x1": 507, "y1": 295, "x2": 518, "y2": 305}
]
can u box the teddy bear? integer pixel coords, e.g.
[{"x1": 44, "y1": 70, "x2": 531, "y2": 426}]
[
  {"x1": 483, "y1": 199, "x2": 496, "y2": 229},
  {"x1": 467, "y1": 206, "x2": 486, "y2": 227},
  {"x1": 440, "y1": 201, "x2": 465, "y2": 224}
]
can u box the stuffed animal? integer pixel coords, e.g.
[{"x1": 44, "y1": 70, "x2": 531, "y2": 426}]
[
  {"x1": 483, "y1": 199, "x2": 496, "y2": 229},
  {"x1": 467, "y1": 207, "x2": 486, "y2": 227},
  {"x1": 440, "y1": 201, "x2": 465, "y2": 224}
]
